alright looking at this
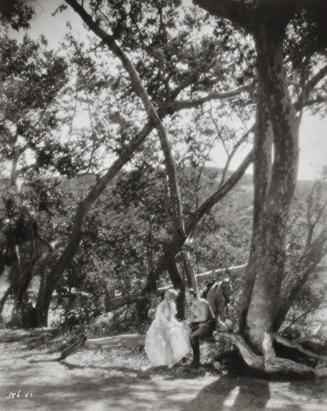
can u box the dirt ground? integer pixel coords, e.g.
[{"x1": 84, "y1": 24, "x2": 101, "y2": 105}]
[{"x1": 1, "y1": 338, "x2": 327, "y2": 411}]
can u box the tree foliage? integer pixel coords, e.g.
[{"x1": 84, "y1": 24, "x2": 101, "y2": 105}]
[{"x1": 1, "y1": 1, "x2": 326, "y2": 350}]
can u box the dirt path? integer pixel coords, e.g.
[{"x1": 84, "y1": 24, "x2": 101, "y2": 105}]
[{"x1": 0, "y1": 340, "x2": 327, "y2": 411}]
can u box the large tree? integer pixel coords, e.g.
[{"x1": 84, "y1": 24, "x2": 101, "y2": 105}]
[{"x1": 194, "y1": 0, "x2": 327, "y2": 373}]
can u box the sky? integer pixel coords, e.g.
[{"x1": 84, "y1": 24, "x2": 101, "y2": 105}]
[{"x1": 8, "y1": 0, "x2": 327, "y2": 181}]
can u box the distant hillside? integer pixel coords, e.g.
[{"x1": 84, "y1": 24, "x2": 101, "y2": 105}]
[{"x1": 0, "y1": 169, "x2": 325, "y2": 206}]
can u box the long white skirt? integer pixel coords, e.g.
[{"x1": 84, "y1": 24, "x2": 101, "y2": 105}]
[{"x1": 145, "y1": 319, "x2": 191, "y2": 368}]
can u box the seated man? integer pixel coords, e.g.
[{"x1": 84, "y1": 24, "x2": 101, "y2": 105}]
[{"x1": 186, "y1": 288, "x2": 215, "y2": 368}]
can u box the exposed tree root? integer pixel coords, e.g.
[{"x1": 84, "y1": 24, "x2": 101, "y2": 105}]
[
  {"x1": 215, "y1": 332, "x2": 327, "y2": 378},
  {"x1": 272, "y1": 333, "x2": 327, "y2": 363},
  {"x1": 262, "y1": 333, "x2": 315, "y2": 376},
  {"x1": 214, "y1": 332, "x2": 264, "y2": 370},
  {"x1": 293, "y1": 335, "x2": 327, "y2": 356}
]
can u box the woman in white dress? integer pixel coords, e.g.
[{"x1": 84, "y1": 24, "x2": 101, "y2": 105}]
[{"x1": 145, "y1": 289, "x2": 191, "y2": 368}]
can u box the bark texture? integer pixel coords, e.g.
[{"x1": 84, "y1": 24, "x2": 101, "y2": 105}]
[{"x1": 244, "y1": 21, "x2": 299, "y2": 349}]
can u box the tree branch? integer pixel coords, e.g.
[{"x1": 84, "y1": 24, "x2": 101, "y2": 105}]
[
  {"x1": 65, "y1": 0, "x2": 185, "y2": 237},
  {"x1": 169, "y1": 66, "x2": 203, "y2": 101},
  {"x1": 189, "y1": 148, "x2": 254, "y2": 229},
  {"x1": 295, "y1": 63, "x2": 327, "y2": 110},
  {"x1": 219, "y1": 124, "x2": 254, "y2": 186},
  {"x1": 144, "y1": 148, "x2": 254, "y2": 291},
  {"x1": 169, "y1": 82, "x2": 255, "y2": 112}
]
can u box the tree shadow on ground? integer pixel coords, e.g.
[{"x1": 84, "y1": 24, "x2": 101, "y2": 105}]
[
  {"x1": 184, "y1": 372, "x2": 327, "y2": 411},
  {"x1": 0, "y1": 375, "x2": 202, "y2": 411},
  {"x1": 184, "y1": 375, "x2": 292, "y2": 411},
  {"x1": 2, "y1": 342, "x2": 327, "y2": 411}
]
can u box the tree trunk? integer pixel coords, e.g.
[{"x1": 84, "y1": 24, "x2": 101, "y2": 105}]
[
  {"x1": 13, "y1": 238, "x2": 38, "y2": 324},
  {"x1": 0, "y1": 285, "x2": 13, "y2": 316},
  {"x1": 238, "y1": 84, "x2": 273, "y2": 332},
  {"x1": 166, "y1": 260, "x2": 185, "y2": 319},
  {"x1": 244, "y1": 23, "x2": 299, "y2": 350},
  {"x1": 180, "y1": 250, "x2": 198, "y2": 292},
  {"x1": 35, "y1": 278, "x2": 52, "y2": 326},
  {"x1": 192, "y1": 0, "x2": 327, "y2": 374}
]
